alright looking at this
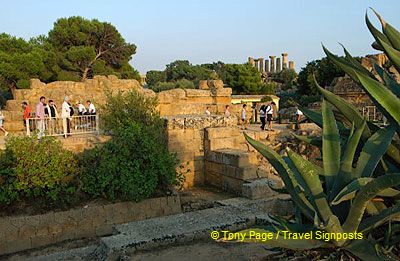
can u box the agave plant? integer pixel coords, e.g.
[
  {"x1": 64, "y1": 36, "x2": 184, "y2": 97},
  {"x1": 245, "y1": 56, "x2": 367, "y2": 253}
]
[
  {"x1": 309, "y1": 9, "x2": 400, "y2": 167},
  {"x1": 236, "y1": 10, "x2": 400, "y2": 260},
  {"x1": 241, "y1": 100, "x2": 400, "y2": 260}
]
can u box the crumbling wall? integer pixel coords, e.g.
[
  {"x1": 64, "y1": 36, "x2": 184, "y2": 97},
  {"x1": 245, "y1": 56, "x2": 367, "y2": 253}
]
[
  {"x1": 165, "y1": 115, "x2": 237, "y2": 189},
  {"x1": 7, "y1": 75, "x2": 149, "y2": 112},
  {"x1": 157, "y1": 80, "x2": 232, "y2": 116}
]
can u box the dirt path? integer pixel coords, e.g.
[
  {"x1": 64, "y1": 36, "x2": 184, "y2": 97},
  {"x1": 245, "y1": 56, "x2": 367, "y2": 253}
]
[{"x1": 130, "y1": 240, "x2": 273, "y2": 261}]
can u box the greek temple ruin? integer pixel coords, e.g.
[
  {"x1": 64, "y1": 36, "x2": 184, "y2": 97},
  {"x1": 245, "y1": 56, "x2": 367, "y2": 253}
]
[{"x1": 248, "y1": 53, "x2": 295, "y2": 73}]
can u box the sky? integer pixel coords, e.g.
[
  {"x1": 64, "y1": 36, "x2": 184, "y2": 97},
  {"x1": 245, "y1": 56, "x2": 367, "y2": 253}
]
[{"x1": 0, "y1": 0, "x2": 399, "y2": 74}]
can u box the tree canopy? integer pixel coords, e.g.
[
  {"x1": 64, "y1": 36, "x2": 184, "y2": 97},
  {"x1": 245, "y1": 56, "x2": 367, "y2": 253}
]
[
  {"x1": 297, "y1": 57, "x2": 344, "y2": 95},
  {"x1": 219, "y1": 63, "x2": 275, "y2": 94},
  {"x1": 146, "y1": 60, "x2": 275, "y2": 95},
  {"x1": 48, "y1": 16, "x2": 138, "y2": 81},
  {"x1": 0, "y1": 16, "x2": 140, "y2": 106}
]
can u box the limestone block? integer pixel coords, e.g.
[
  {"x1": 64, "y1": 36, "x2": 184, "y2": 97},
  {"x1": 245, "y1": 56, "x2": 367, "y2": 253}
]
[
  {"x1": 208, "y1": 137, "x2": 237, "y2": 151},
  {"x1": 213, "y1": 88, "x2": 232, "y2": 97},
  {"x1": 207, "y1": 80, "x2": 224, "y2": 89},
  {"x1": 205, "y1": 127, "x2": 240, "y2": 139},
  {"x1": 222, "y1": 175, "x2": 244, "y2": 193},
  {"x1": 214, "y1": 149, "x2": 257, "y2": 167},
  {"x1": 205, "y1": 150, "x2": 224, "y2": 163},
  {"x1": 204, "y1": 171, "x2": 223, "y2": 187},
  {"x1": 223, "y1": 165, "x2": 258, "y2": 180},
  {"x1": 242, "y1": 178, "x2": 279, "y2": 199},
  {"x1": 184, "y1": 89, "x2": 211, "y2": 97},
  {"x1": 198, "y1": 80, "x2": 209, "y2": 90},
  {"x1": 205, "y1": 161, "x2": 224, "y2": 174},
  {"x1": 158, "y1": 89, "x2": 186, "y2": 104}
]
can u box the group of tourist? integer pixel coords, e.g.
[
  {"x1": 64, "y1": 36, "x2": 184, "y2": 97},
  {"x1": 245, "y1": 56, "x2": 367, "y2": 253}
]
[
  {"x1": 22, "y1": 96, "x2": 96, "y2": 139},
  {"x1": 259, "y1": 102, "x2": 277, "y2": 131},
  {"x1": 203, "y1": 102, "x2": 303, "y2": 132}
]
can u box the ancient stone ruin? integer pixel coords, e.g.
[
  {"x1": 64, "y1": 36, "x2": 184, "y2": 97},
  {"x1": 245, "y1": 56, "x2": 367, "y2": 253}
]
[{"x1": 248, "y1": 53, "x2": 295, "y2": 73}]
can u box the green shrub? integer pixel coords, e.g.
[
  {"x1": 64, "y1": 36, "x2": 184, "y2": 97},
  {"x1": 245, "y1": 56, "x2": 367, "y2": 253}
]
[
  {"x1": 80, "y1": 90, "x2": 177, "y2": 201},
  {"x1": 0, "y1": 136, "x2": 78, "y2": 205}
]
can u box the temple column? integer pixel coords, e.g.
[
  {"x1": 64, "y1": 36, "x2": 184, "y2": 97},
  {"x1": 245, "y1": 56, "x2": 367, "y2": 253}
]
[
  {"x1": 265, "y1": 59, "x2": 270, "y2": 73},
  {"x1": 259, "y1": 58, "x2": 265, "y2": 72},
  {"x1": 254, "y1": 59, "x2": 259, "y2": 71},
  {"x1": 269, "y1": 56, "x2": 276, "y2": 73},
  {"x1": 282, "y1": 53, "x2": 288, "y2": 69},
  {"x1": 276, "y1": 57, "x2": 281, "y2": 72},
  {"x1": 289, "y1": 61, "x2": 295, "y2": 70}
]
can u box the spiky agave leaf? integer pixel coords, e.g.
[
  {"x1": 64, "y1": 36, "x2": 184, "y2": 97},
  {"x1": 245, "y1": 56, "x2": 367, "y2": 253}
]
[
  {"x1": 373, "y1": 64, "x2": 400, "y2": 98},
  {"x1": 321, "y1": 100, "x2": 341, "y2": 198},
  {"x1": 371, "y1": 8, "x2": 400, "y2": 51},
  {"x1": 286, "y1": 148, "x2": 333, "y2": 222},
  {"x1": 314, "y1": 77, "x2": 370, "y2": 137},
  {"x1": 359, "y1": 203, "x2": 400, "y2": 234},
  {"x1": 353, "y1": 125, "x2": 396, "y2": 178},
  {"x1": 244, "y1": 133, "x2": 316, "y2": 220},
  {"x1": 366, "y1": 12, "x2": 391, "y2": 52},
  {"x1": 355, "y1": 71, "x2": 400, "y2": 126},
  {"x1": 291, "y1": 133, "x2": 322, "y2": 148},
  {"x1": 332, "y1": 177, "x2": 400, "y2": 205},
  {"x1": 336, "y1": 120, "x2": 366, "y2": 189},
  {"x1": 342, "y1": 174, "x2": 400, "y2": 233}
]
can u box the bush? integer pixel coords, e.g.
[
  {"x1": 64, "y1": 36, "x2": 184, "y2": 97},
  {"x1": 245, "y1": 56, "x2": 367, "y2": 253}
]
[
  {"x1": 0, "y1": 136, "x2": 78, "y2": 205},
  {"x1": 80, "y1": 90, "x2": 177, "y2": 201}
]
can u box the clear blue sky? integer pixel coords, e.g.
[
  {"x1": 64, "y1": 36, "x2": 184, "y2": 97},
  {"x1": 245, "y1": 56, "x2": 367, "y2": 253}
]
[{"x1": 0, "y1": 0, "x2": 399, "y2": 74}]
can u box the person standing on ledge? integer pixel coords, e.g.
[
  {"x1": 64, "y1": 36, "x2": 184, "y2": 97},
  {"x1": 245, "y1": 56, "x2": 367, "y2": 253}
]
[
  {"x1": 259, "y1": 105, "x2": 266, "y2": 130},
  {"x1": 295, "y1": 107, "x2": 303, "y2": 130},
  {"x1": 224, "y1": 105, "x2": 231, "y2": 117},
  {"x1": 0, "y1": 110, "x2": 9, "y2": 137},
  {"x1": 22, "y1": 101, "x2": 31, "y2": 127},
  {"x1": 265, "y1": 102, "x2": 275, "y2": 131},
  {"x1": 61, "y1": 96, "x2": 71, "y2": 138},
  {"x1": 36, "y1": 96, "x2": 46, "y2": 139},
  {"x1": 241, "y1": 104, "x2": 248, "y2": 130},
  {"x1": 205, "y1": 106, "x2": 211, "y2": 116}
]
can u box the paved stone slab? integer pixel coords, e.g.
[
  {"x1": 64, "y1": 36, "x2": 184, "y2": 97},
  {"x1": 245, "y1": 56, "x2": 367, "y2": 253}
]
[{"x1": 97, "y1": 206, "x2": 256, "y2": 260}]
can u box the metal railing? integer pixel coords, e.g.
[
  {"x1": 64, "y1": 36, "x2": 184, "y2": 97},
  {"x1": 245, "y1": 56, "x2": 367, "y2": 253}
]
[{"x1": 26, "y1": 115, "x2": 100, "y2": 138}]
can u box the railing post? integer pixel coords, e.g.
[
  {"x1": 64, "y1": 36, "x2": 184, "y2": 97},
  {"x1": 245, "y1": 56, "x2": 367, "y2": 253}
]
[
  {"x1": 95, "y1": 115, "x2": 100, "y2": 134},
  {"x1": 26, "y1": 119, "x2": 30, "y2": 137}
]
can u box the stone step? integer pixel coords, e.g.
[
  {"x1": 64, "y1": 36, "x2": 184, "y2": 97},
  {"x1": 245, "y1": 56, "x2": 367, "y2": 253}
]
[
  {"x1": 97, "y1": 205, "x2": 256, "y2": 260},
  {"x1": 206, "y1": 149, "x2": 258, "y2": 168}
]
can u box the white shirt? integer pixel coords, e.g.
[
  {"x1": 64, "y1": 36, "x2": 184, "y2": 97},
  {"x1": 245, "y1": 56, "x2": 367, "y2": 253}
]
[
  {"x1": 295, "y1": 109, "x2": 303, "y2": 116},
  {"x1": 88, "y1": 103, "x2": 96, "y2": 114},
  {"x1": 241, "y1": 108, "x2": 246, "y2": 119},
  {"x1": 205, "y1": 109, "x2": 211, "y2": 116},
  {"x1": 259, "y1": 109, "x2": 265, "y2": 117},
  {"x1": 266, "y1": 105, "x2": 273, "y2": 115},
  {"x1": 61, "y1": 101, "x2": 71, "y2": 118},
  {"x1": 78, "y1": 104, "x2": 87, "y2": 114}
]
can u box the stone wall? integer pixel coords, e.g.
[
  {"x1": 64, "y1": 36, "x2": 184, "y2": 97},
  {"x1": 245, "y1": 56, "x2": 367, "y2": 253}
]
[
  {"x1": 157, "y1": 80, "x2": 232, "y2": 116},
  {"x1": 0, "y1": 195, "x2": 181, "y2": 256},
  {"x1": 165, "y1": 115, "x2": 237, "y2": 189},
  {"x1": 203, "y1": 127, "x2": 273, "y2": 193},
  {"x1": 7, "y1": 75, "x2": 148, "y2": 112}
]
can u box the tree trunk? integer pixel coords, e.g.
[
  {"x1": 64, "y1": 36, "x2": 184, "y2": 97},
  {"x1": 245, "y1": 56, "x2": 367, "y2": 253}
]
[{"x1": 82, "y1": 67, "x2": 90, "y2": 81}]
